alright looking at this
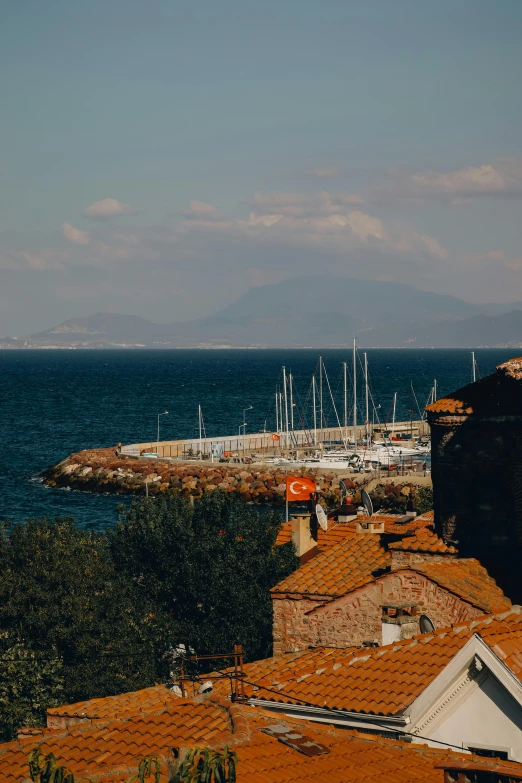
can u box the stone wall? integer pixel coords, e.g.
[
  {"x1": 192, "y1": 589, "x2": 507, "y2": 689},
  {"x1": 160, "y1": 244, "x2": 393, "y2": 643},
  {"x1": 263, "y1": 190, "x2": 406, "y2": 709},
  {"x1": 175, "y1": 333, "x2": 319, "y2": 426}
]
[
  {"x1": 272, "y1": 571, "x2": 482, "y2": 655},
  {"x1": 429, "y1": 413, "x2": 522, "y2": 602},
  {"x1": 272, "y1": 595, "x2": 329, "y2": 656}
]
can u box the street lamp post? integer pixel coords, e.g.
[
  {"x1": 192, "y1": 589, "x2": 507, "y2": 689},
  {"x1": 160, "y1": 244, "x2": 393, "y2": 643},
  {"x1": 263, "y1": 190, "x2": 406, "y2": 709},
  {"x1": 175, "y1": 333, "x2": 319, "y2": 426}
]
[
  {"x1": 242, "y1": 406, "x2": 253, "y2": 455},
  {"x1": 239, "y1": 423, "x2": 248, "y2": 455},
  {"x1": 157, "y1": 410, "x2": 168, "y2": 454}
]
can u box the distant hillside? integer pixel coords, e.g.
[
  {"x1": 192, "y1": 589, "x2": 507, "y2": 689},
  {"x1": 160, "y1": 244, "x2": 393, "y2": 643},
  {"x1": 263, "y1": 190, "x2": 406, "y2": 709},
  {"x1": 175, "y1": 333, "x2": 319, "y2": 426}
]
[
  {"x1": 3, "y1": 275, "x2": 522, "y2": 348},
  {"x1": 379, "y1": 310, "x2": 522, "y2": 349},
  {"x1": 32, "y1": 313, "x2": 165, "y2": 345}
]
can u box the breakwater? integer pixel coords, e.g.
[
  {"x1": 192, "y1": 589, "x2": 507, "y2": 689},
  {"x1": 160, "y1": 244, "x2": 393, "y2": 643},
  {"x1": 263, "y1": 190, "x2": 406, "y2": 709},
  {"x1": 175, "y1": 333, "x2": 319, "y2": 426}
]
[
  {"x1": 42, "y1": 447, "x2": 431, "y2": 507},
  {"x1": 43, "y1": 448, "x2": 347, "y2": 504}
]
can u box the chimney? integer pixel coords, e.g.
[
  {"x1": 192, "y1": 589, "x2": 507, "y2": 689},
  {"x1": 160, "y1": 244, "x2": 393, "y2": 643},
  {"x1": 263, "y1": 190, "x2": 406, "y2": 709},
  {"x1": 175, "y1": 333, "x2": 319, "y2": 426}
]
[
  {"x1": 291, "y1": 514, "x2": 318, "y2": 562},
  {"x1": 337, "y1": 503, "x2": 358, "y2": 523},
  {"x1": 356, "y1": 520, "x2": 385, "y2": 534},
  {"x1": 381, "y1": 603, "x2": 419, "y2": 645}
]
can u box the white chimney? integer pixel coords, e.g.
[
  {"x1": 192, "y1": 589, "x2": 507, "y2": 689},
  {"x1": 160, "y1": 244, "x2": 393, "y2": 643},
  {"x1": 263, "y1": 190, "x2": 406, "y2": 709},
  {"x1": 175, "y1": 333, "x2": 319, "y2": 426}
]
[
  {"x1": 381, "y1": 603, "x2": 419, "y2": 645},
  {"x1": 291, "y1": 515, "x2": 317, "y2": 561}
]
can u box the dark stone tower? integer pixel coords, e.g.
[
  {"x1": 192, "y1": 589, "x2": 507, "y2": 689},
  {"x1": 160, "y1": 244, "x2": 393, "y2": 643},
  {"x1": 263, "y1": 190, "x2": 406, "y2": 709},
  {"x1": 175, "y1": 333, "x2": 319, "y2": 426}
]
[{"x1": 427, "y1": 357, "x2": 522, "y2": 601}]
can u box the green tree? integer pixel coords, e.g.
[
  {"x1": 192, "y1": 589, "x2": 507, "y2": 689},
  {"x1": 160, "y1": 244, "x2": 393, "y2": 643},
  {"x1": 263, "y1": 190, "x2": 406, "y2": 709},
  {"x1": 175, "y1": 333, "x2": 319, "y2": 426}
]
[
  {"x1": 0, "y1": 518, "x2": 169, "y2": 740},
  {"x1": 415, "y1": 486, "x2": 434, "y2": 515},
  {"x1": 111, "y1": 492, "x2": 298, "y2": 661},
  {"x1": 0, "y1": 633, "x2": 64, "y2": 742}
]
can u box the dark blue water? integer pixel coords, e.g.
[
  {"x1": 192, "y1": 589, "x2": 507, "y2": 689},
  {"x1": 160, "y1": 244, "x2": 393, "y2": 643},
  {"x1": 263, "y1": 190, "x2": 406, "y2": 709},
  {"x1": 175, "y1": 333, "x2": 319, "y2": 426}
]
[{"x1": 0, "y1": 349, "x2": 515, "y2": 529}]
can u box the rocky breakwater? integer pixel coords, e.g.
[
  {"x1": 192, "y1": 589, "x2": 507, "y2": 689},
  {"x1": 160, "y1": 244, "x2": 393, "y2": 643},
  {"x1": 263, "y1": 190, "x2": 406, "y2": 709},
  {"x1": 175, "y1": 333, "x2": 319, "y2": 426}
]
[{"x1": 42, "y1": 448, "x2": 355, "y2": 505}]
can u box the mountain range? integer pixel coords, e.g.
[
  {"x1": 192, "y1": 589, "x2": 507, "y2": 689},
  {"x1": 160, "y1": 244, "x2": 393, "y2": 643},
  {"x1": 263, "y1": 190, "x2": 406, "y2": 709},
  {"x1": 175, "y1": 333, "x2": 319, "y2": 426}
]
[{"x1": 4, "y1": 276, "x2": 522, "y2": 349}]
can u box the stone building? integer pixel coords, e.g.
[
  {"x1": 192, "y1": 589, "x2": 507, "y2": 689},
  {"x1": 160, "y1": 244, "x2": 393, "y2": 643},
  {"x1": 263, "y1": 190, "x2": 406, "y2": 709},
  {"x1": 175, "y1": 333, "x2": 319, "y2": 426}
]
[
  {"x1": 426, "y1": 356, "x2": 522, "y2": 600},
  {"x1": 272, "y1": 513, "x2": 510, "y2": 655}
]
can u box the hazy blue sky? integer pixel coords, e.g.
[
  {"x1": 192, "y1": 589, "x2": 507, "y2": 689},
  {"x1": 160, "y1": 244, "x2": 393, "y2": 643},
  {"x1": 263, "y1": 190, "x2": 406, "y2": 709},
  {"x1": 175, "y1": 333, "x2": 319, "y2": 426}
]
[{"x1": 1, "y1": 0, "x2": 522, "y2": 333}]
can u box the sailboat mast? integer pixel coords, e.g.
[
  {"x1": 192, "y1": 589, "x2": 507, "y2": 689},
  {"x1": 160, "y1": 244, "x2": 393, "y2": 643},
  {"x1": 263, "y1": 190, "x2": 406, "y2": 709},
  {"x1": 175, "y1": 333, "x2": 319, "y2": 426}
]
[
  {"x1": 289, "y1": 373, "x2": 294, "y2": 432},
  {"x1": 364, "y1": 352, "x2": 369, "y2": 444},
  {"x1": 198, "y1": 404, "x2": 202, "y2": 458},
  {"x1": 312, "y1": 375, "x2": 317, "y2": 445},
  {"x1": 319, "y1": 356, "x2": 323, "y2": 436},
  {"x1": 472, "y1": 352, "x2": 476, "y2": 383},
  {"x1": 410, "y1": 382, "x2": 413, "y2": 440},
  {"x1": 392, "y1": 392, "x2": 397, "y2": 436},
  {"x1": 434, "y1": 379, "x2": 437, "y2": 401},
  {"x1": 353, "y1": 339, "x2": 357, "y2": 454},
  {"x1": 275, "y1": 390, "x2": 279, "y2": 433},
  {"x1": 282, "y1": 366, "x2": 289, "y2": 449},
  {"x1": 343, "y1": 361, "x2": 348, "y2": 446}
]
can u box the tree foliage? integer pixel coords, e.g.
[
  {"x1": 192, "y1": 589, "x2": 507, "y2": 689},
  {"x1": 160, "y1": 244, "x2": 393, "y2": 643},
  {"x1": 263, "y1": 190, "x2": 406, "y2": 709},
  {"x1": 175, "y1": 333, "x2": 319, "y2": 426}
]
[
  {"x1": 111, "y1": 493, "x2": 298, "y2": 661},
  {"x1": 0, "y1": 518, "x2": 168, "y2": 740},
  {"x1": 415, "y1": 486, "x2": 434, "y2": 515},
  {"x1": 0, "y1": 495, "x2": 297, "y2": 740}
]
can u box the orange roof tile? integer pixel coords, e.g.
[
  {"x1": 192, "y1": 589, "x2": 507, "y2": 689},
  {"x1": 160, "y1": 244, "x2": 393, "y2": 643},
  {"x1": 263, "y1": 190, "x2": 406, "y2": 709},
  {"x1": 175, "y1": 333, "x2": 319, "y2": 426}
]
[
  {"x1": 273, "y1": 522, "x2": 509, "y2": 613},
  {"x1": 272, "y1": 533, "x2": 390, "y2": 597},
  {"x1": 276, "y1": 512, "x2": 434, "y2": 549},
  {"x1": 3, "y1": 692, "x2": 522, "y2": 783},
  {"x1": 47, "y1": 684, "x2": 178, "y2": 724},
  {"x1": 215, "y1": 609, "x2": 522, "y2": 717},
  {"x1": 388, "y1": 527, "x2": 457, "y2": 554},
  {"x1": 0, "y1": 698, "x2": 233, "y2": 783},
  {"x1": 411, "y1": 559, "x2": 512, "y2": 615}
]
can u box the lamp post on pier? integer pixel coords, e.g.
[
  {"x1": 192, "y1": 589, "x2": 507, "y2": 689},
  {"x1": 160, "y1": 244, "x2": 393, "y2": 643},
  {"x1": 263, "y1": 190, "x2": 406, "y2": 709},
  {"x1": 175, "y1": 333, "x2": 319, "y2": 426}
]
[
  {"x1": 242, "y1": 406, "x2": 253, "y2": 455},
  {"x1": 157, "y1": 410, "x2": 168, "y2": 454}
]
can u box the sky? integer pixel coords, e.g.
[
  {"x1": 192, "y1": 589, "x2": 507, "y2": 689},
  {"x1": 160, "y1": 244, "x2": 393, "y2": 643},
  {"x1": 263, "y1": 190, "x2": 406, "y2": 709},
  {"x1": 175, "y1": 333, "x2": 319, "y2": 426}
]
[{"x1": 1, "y1": 0, "x2": 522, "y2": 335}]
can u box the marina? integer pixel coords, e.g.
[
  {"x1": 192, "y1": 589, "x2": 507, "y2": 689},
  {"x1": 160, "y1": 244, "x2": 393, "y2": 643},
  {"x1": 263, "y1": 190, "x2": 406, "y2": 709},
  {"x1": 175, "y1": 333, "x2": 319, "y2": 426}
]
[
  {"x1": 120, "y1": 344, "x2": 433, "y2": 472},
  {"x1": 1, "y1": 347, "x2": 505, "y2": 528}
]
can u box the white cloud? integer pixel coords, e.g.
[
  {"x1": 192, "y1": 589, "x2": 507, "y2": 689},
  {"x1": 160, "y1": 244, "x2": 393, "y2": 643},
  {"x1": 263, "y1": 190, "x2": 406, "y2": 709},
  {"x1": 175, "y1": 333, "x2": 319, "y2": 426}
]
[
  {"x1": 0, "y1": 248, "x2": 65, "y2": 271},
  {"x1": 183, "y1": 201, "x2": 218, "y2": 220},
  {"x1": 302, "y1": 166, "x2": 339, "y2": 178},
  {"x1": 461, "y1": 249, "x2": 522, "y2": 270},
  {"x1": 61, "y1": 222, "x2": 90, "y2": 245},
  {"x1": 375, "y1": 160, "x2": 522, "y2": 204},
  {"x1": 182, "y1": 193, "x2": 447, "y2": 260},
  {"x1": 84, "y1": 198, "x2": 140, "y2": 220}
]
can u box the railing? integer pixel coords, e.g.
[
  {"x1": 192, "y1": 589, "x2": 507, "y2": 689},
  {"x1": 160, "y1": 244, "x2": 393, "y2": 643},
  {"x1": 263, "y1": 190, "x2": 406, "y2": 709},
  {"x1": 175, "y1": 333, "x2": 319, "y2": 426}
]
[{"x1": 120, "y1": 420, "x2": 429, "y2": 460}]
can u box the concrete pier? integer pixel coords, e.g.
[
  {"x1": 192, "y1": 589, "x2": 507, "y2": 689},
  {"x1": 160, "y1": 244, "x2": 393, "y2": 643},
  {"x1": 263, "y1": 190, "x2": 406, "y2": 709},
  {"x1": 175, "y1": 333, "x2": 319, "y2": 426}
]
[{"x1": 120, "y1": 420, "x2": 428, "y2": 459}]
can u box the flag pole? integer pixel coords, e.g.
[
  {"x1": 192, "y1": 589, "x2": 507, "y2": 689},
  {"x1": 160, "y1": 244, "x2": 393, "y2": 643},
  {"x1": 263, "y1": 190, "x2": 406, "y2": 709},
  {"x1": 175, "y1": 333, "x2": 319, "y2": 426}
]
[{"x1": 285, "y1": 466, "x2": 289, "y2": 523}]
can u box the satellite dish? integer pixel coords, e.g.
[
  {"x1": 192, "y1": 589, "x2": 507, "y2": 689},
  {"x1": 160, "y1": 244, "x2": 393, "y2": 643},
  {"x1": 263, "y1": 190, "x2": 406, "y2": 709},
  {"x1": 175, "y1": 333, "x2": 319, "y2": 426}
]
[
  {"x1": 315, "y1": 503, "x2": 328, "y2": 531},
  {"x1": 361, "y1": 489, "x2": 374, "y2": 517},
  {"x1": 419, "y1": 615, "x2": 435, "y2": 634}
]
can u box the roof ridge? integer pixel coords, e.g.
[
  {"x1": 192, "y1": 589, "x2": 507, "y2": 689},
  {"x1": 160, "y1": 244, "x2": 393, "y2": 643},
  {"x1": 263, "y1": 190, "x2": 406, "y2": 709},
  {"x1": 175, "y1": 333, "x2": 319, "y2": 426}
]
[{"x1": 207, "y1": 694, "x2": 251, "y2": 742}]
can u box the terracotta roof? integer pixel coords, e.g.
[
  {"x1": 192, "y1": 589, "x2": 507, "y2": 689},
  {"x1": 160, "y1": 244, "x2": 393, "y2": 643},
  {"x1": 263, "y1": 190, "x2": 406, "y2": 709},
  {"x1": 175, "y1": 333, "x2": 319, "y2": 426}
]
[
  {"x1": 411, "y1": 559, "x2": 512, "y2": 615},
  {"x1": 388, "y1": 527, "x2": 457, "y2": 554},
  {"x1": 273, "y1": 523, "x2": 509, "y2": 614},
  {"x1": 1, "y1": 697, "x2": 233, "y2": 782},
  {"x1": 3, "y1": 692, "x2": 522, "y2": 782},
  {"x1": 272, "y1": 533, "x2": 390, "y2": 597},
  {"x1": 47, "y1": 684, "x2": 178, "y2": 725},
  {"x1": 216, "y1": 609, "x2": 522, "y2": 717},
  {"x1": 276, "y1": 512, "x2": 434, "y2": 548},
  {"x1": 426, "y1": 356, "x2": 522, "y2": 417}
]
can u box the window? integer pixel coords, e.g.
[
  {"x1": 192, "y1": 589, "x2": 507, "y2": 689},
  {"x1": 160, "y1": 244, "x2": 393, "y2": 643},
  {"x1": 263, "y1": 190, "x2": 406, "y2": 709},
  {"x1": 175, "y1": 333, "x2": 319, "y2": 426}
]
[{"x1": 467, "y1": 747, "x2": 509, "y2": 761}]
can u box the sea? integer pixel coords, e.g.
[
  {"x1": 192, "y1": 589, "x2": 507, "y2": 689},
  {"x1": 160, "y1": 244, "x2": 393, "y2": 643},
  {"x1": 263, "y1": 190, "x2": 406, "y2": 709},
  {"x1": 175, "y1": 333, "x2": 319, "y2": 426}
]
[{"x1": 0, "y1": 349, "x2": 516, "y2": 531}]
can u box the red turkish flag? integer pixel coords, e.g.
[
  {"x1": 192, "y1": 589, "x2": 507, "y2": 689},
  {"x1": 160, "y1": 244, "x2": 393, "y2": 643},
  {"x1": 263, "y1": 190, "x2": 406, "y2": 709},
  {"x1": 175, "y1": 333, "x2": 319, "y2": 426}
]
[
  {"x1": 286, "y1": 476, "x2": 317, "y2": 501},
  {"x1": 271, "y1": 433, "x2": 281, "y2": 441}
]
